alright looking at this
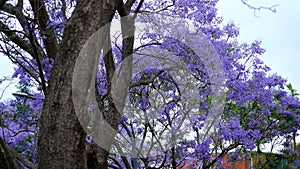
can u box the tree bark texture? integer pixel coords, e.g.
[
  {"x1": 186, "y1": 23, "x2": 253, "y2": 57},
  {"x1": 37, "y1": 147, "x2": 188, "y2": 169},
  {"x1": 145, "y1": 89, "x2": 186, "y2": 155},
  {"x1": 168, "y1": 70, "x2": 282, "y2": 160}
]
[{"x1": 37, "y1": 1, "x2": 119, "y2": 168}]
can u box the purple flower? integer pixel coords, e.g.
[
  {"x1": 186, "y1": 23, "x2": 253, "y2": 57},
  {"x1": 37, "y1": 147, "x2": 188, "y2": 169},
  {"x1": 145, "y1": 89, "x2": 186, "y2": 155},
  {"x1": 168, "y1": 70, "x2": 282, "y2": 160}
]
[{"x1": 294, "y1": 159, "x2": 300, "y2": 167}]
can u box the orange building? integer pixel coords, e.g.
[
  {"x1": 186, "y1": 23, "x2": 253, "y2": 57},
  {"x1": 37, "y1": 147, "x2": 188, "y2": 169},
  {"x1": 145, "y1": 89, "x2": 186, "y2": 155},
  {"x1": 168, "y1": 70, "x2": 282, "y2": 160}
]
[
  {"x1": 176, "y1": 154, "x2": 250, "y2": 169},
  {"x1": 177, "y1": 152, "x2": 291, "y2": 169},
  {"x1": 211, "y1": 153, "x2": 250, "y2": 169},
  {"x1": 176, "y1": 157, "x2": 198, "y2": 169}
]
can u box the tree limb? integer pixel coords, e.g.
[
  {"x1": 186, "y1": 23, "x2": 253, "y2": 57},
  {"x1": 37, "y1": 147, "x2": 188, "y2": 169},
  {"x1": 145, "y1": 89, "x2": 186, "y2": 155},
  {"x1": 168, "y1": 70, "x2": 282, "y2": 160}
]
[
  {"x1": 130, "y1": 69, "x2": 165, "y2": 87},
  {"x1": 133, "y1": 0, "x2": 144, "y2": 15},
  {"x1": 10, "y1": 149, "x2": 37, "y2": 169},
  {"x1": 0, "y1": 136, "x2": 22, "y2": 169},
  {"x1": 241, "y1": 0, "x2": 278, "y2": 16},
  {"x1": 117, "y1": 1, "x2": 129, "y2": 17},
  {"x1": 1, "y1": 3, "x2": 31, "y2": 33},
  {"x1": 125, "y1": 0, "x2": 136, "y2": 10},
  {"x1": 0, "y1": 21, "x2": 35, "y2": 56},
  {"x1": 203, "y1": 142, "x2": 241, "y2": 169},
  {"x1": 29, "y1": 0, "x2": 58, "y2": 59},
  {"x1": 113, "y1": 142, "x2": 132, "y2": 169}
]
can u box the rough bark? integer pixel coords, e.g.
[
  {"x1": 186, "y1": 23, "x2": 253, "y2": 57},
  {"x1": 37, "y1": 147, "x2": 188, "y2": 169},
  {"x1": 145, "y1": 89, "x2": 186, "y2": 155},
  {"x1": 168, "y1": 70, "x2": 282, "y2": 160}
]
[{"x1": 37, "y1": 1, "x2": 119, "y2": 168}]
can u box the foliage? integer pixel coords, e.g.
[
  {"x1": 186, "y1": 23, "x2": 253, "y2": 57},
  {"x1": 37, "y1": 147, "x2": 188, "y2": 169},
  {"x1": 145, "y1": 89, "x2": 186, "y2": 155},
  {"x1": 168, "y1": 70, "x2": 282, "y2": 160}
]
[{"x1": 0, "y1": 0, "x2": 299, "y2": 168}]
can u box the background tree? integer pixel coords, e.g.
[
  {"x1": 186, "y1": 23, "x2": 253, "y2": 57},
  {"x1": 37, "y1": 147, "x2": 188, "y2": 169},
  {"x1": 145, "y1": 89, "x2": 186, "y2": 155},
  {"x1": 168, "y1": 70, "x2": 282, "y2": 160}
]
[{"x1": 0, "y1": 0, "x2": 299, "y2": 169}]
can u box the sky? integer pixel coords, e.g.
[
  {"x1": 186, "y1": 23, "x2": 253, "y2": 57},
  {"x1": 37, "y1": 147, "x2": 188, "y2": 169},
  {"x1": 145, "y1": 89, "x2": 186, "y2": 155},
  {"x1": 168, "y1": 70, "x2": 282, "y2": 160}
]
[
  {"x1": 217, "y1": 0, "x2": 300, "y2": 92},
  {"x1": 0, "y1": 54, "x2": 16, "y2": 100}
]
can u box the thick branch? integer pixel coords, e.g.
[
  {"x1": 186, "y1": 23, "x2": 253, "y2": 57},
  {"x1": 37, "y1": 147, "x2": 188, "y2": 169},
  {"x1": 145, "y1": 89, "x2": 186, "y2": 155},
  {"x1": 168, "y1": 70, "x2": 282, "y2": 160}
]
[
  {"x1": 125, "y1": 0, "x2": 136, "y2": 10},
  {"x1": 0, "y1": 21, "x2": 35, "y2": 56},
  {"x1": 27, "y1": 25, "x2": 47, "y2": 92},
  {"x1": 117, "y1": 1, "x2": 129, "y2": 17},
  {"x1": 1, "y1": 1, "x2": 48, "y2": 71},
  {"x1": 2, "y1": 3, "x2": 31, "y2": 32},
  {"x1": 29, "y1": 0, "x2": 58, "y2": 59},
  {"x1": 118, "y1": 0, "x2": 144, "y2": 16},
  {"x1": 134, "y1": 0, "x2": 144, "y2": 15}
]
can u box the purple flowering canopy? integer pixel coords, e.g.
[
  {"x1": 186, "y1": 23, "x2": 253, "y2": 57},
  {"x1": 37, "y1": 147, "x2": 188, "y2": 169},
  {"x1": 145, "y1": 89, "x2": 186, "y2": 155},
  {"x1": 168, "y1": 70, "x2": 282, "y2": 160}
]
[{"x1": 0, "y1": 0, "x2": 299, "y2": 169}]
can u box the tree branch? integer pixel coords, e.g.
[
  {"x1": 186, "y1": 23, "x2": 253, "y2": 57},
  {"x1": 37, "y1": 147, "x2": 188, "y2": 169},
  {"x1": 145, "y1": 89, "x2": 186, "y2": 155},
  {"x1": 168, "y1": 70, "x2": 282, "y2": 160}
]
[
  {"x1": 60, "y1": 0, "x2": 68, "y2": 21},
  {"x1": 0, "y1": 136, "x2": 22, "y2": 169},
  {"x1": 29, "y1": 0, "x2": 58, "y2": 59},
  {"x1": 10, "y1": 148, "x2": 37, "y2": 169},
  {"x1": 27, "y1": 24, "x2": 47, "y2": 93},
  {"x1": 134, "y1": 0, "x2": 144, "y2": 15},
  {"x1": 1, "y1": 2, "x2": 31, "y2": 33},
  {"x1": 0, "y1": 79, "x2": 13, "y2": 100},
  {"x1": 108, "y1": 156, "x2": 123, "y2": 169},
  {"x1": 0, "y1": 1, "x2": 48, "y2": 60},
  {"x1": 203, "y1": 142, "x2": 241, "y2": 169},
  {"x1": 113, "y1": 142, "x2": 132, "y2": 169},
  {"x1": 125, "y1": 0, "x2": 136, "y2": 11},
  {"x1": 0, "y1": 21, "x2": 35, "y2": 56},
  {"x1": 117, "y1": 1, "x2": 129, "y2": 17},
  {"x1": 0, "y1": 38, "x2": 42, "y2": 85},
  {"x1": 241, "y1": 0, "x2": 278, "y2": 16},
  {"x1": 134, "y1": 42, "x2": 161, "y2": 52},
  {"x1": 130, "y1": 69, "x2": 165, "y2": 87}
]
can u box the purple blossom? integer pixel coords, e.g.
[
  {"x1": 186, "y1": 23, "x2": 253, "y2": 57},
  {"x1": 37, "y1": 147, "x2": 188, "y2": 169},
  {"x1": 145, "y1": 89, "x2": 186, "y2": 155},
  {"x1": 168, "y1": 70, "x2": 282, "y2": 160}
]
[
  {"x1": 294, "y1": 159, "x2": 300, "y2": 167},
  {"x1": 1, "y1": 0, "x2": 300, "y2": 168}
]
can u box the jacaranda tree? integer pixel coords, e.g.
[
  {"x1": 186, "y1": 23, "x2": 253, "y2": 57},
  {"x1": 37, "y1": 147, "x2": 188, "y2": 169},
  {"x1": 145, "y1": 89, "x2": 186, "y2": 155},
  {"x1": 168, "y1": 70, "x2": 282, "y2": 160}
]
[{"x1": 0, "y1": 0, "x2": 299, "y2": 169}]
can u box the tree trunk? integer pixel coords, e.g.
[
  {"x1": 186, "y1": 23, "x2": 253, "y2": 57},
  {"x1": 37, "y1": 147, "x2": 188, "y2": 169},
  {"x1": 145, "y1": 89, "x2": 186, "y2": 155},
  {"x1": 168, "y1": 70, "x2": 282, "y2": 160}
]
[{"x1": 37, "y1": 1, "x2": 118, "y2": 168}]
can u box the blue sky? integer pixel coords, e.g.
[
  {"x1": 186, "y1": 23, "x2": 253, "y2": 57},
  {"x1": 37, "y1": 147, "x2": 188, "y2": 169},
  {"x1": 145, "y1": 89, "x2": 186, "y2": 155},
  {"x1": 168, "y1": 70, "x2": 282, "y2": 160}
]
[
  {"x1": 0, "y1": 54, "x2": 15, "y2": 100},
  {"x1": 217, "y1": 0, "x2": 300, "y2": 92}
]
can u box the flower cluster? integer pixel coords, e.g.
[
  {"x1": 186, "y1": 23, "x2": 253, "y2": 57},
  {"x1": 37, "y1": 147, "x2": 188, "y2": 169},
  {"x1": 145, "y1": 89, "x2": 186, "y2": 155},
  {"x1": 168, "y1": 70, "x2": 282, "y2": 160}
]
[{"x1": 0, "y1": 0, "x2": 299, "y2": 168}]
